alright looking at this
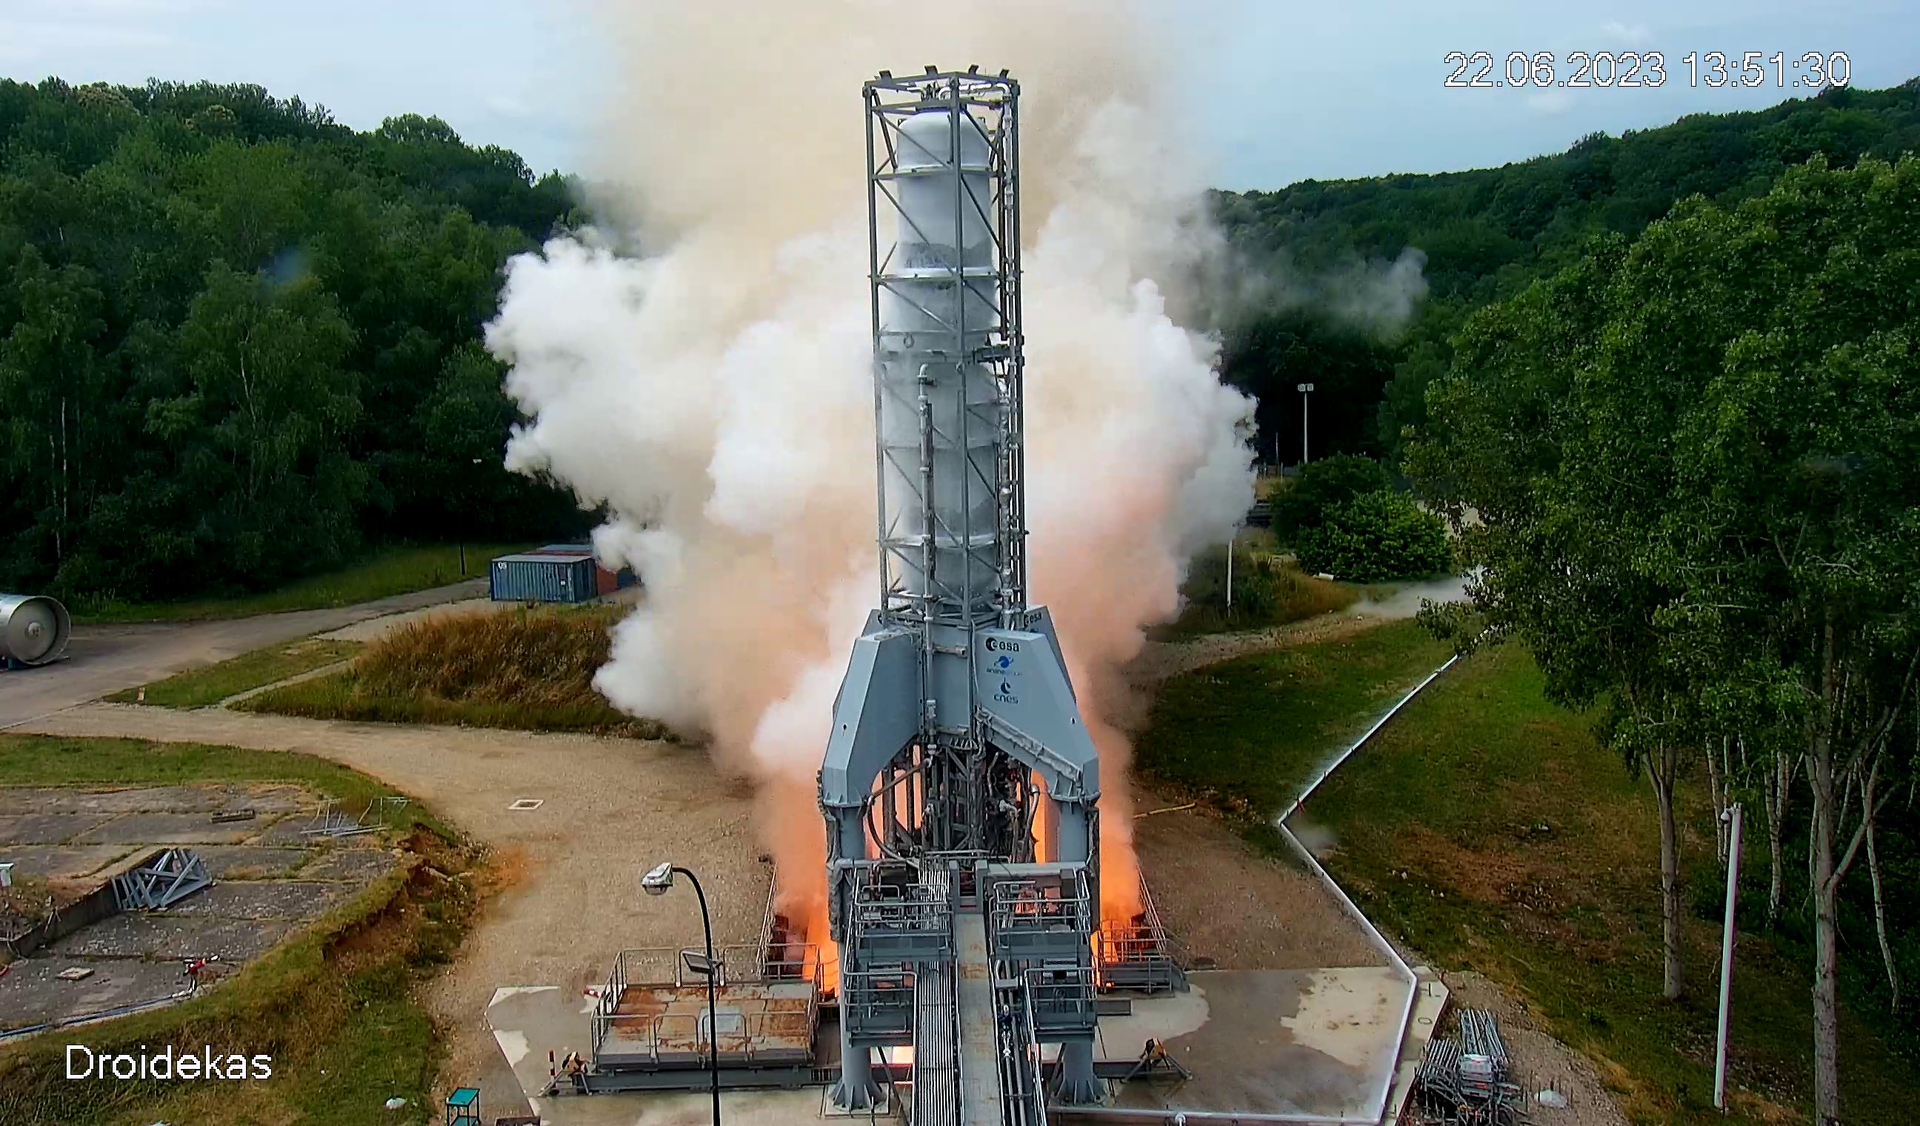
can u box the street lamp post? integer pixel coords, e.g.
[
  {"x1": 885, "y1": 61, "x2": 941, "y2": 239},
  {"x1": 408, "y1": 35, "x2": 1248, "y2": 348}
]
[
  {"x1": 643, "y1": 861, "x2": 721, "y2": 1125},
  {"x1": 1296, "y1": 382, "x2": 1315, "y2": 465}
]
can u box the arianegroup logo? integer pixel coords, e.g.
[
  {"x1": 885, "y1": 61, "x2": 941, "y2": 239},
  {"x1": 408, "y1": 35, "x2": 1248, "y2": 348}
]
[{"x1": 67, "y1": 1044, "x2": 272, "y2": 1081}]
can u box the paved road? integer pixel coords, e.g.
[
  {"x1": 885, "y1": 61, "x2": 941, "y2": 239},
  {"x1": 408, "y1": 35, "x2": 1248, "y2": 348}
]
[{"x1": 0, "y1": 578, "x2": 487, "y2": 730}]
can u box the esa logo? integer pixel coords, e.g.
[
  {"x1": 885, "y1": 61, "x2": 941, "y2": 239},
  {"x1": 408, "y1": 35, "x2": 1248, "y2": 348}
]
[{"x1": 985, "y1": 636, "x2": 1022, "y2": 653}]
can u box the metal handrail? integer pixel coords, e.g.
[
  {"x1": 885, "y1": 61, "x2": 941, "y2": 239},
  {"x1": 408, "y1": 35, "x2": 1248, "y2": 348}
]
[
  {"x1": 1023, "y1": 965, "x2": 1096, "y2": 1032},
  {"x1": 990, "y1": 873, "x2": 1089, "y2": 937},
  {"x1": 588, "y1": 1006, "x2": 813, "y2": 1067},
  {"x1": 606, "y1": 944, "x2": 822, "y2": 990},
  {"x1": 841, "y1": 968, "x2": 918, "y2": 1039}
]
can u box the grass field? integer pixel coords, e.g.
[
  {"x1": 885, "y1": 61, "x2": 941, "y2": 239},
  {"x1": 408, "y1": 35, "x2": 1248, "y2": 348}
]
[
  {"x1": 1135, "y1": 618, "x2": 1451, "y2": 835},
  {"x1": 1136, "y1": 626, "x2": 1918, "y2": 1123},
  {"x1": 68, "y1": 542, "x2": 526, "y2": 623},
  {"x1": 0, "y1": 735, "x2": 482, "y2": 1126},
  {"x1": 243, "y1": 603, "x2": 674, "y2": 740},
  {"x1": 106, "y1": 638, "x2": 364, "y2": 708}
]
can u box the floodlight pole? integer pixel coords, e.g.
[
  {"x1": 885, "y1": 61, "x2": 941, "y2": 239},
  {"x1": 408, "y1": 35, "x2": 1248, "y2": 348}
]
[
  {"x1": 645, "y1": 863, "x2": 721, "y2": 1124},
  {"x1": 1714, "y1": 803, "x2": 1744, "y2": 1111},
  {"x1": 1297, "y1": 382, "x2": 1315, "y2": 465}
]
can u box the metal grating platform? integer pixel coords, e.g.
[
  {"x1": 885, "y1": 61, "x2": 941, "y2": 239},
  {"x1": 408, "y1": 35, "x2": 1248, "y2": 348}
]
[{"x1": 589, "y1": 946, "x2": 822, "y2": 1074}]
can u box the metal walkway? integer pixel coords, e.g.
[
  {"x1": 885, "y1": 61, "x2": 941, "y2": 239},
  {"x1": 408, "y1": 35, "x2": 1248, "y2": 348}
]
[
  {"x1": 954, "y1": 912, "x2": 1005, "y2": 1126},
  {"x1": 912, "y1": 960, "x2": 958, "y2": 1126}
]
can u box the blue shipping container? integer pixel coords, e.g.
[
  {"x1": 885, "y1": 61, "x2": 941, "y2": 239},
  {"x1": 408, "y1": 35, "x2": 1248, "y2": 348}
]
[{"x1": 489, "y1": 553, "x2": 600, "y2": 604}]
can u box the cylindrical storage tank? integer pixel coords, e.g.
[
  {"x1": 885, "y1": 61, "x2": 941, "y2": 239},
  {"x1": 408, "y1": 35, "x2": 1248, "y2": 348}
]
[
  {"x1": 0, "y1": 594, "x2": 72, "y2": 667},
  {"x1": 877, "y1": 107, "x2": 1002, "y2": 620}
]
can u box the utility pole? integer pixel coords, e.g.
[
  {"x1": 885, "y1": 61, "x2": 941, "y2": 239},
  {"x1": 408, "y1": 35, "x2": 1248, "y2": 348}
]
[{"x1": 1297, "y1": 382, "x2": 1315, "y2": 465}]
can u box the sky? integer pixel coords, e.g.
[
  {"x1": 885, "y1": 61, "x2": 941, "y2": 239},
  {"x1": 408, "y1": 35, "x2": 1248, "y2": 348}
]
[{"x1": 2, "y1": 0, "x2": 1915, "y2": 190}]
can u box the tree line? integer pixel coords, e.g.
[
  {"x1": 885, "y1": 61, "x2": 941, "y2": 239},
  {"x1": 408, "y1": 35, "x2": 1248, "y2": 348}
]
[
  {"x1": 1414, "y1": 153, "x2": 1919, "y2": 1124},
  {"x1": 0, "y1": 78, "x2": 587, "y2": 605},
  {"x1": 1213, "y1": 78, "x2": 1920, "y2": 467}
]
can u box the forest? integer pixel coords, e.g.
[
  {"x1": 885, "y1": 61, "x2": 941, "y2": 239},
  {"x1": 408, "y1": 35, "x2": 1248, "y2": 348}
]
[
  {"x1": 0, "y1": 78, "x2": 586, "y2": 605},
  {"x1": 3, "y1": 75, "x2": 1918, "y2": 604},
  {"x1": 1214, "y1": 77, "x2": 1920, "y2": 463}
]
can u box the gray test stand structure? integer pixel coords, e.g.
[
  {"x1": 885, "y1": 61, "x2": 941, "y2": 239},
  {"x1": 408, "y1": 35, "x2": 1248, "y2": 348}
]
[{"x1": 818, "y1": 68, "x2": 1107, "y2": 1122}]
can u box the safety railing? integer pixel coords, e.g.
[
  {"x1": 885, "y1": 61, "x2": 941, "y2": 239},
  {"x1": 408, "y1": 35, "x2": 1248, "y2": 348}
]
[
  {"x1": 842, "y1": 967, "x2": 918, "y2": 1044},
  {"x1": 1094, "y1": 874, "x2": 1189, "y2": 994},
  {"x1": 588, "y1": 1005, "x2": 816, "y2": 1068},
  {"x1": 1023, "y1": 965, "x2": 1097, "y2": 1038},
  {"x1": 989, "y1": 870, "x2": 1092, "y2": 964}
]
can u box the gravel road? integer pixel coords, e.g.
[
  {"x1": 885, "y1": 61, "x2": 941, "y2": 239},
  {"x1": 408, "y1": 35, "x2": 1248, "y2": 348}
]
[{"x1": 0, "y1": 579, "x2": 488, "y2": 730}]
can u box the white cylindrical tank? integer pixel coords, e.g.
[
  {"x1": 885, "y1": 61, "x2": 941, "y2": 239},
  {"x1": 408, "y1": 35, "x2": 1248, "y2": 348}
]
[
  {"x1": 0, "y1": 593, "x2": 72, "y2": 667},
  {"x1": 877, "y1": 107, "x2": 1003, "y2": 618}
]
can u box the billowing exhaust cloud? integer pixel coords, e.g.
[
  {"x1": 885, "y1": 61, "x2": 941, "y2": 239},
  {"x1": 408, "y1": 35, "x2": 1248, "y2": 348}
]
[{"x1": 485, "y1": 0, "x2": 1255, "y2": 929}]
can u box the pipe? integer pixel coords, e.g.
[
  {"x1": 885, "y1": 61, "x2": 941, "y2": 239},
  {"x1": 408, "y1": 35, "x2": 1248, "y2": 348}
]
[
  {"x1": 1285, "y1": 654, "x2": 1460, "y2": 823},
  {"x1": 1269, "y1": 651, "x2": 1465, "y2": 1126},
  {"x1": 1714, "y1": 802, "x2": 1744, "y2": 1109}
]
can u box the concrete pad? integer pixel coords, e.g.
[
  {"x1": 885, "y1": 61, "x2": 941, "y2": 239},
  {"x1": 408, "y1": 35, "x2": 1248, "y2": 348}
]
[
  {"x1": 483, "y1": 986, "x2": 844, "y2": 1126},
  {"x1": 189, "y1": 845, "x2": 316, "y2": 879},
  {"x1": 0, "y1": 955, "x2": 188, "y2": 1030},
  {"x1": 1087, "y1": 968, "x2": 1413, "y2": 1122},
  {"x1": 0, "y1": 812, "x2": 117, "y2": 845},
  {"x1": 70, "y1": 811, "x2": 288, "y2": 846},
  {"x1": 297, "y1": 847, "x2": 399, "y2": 882},
  {"x1": 160, "y1": 880, "x2": 354, "y2": 921},
  {"x1": 47, "y1": 913, "x2": 293, "y2": 961},
  {"x1": 0, "y1": 844, "x2": 137, "y2": 881},
  {"x1": 0, "y1": 784, "x2": 307, "y2": 816}
]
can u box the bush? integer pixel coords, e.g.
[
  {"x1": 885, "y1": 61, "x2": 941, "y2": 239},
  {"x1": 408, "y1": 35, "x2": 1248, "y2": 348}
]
[
  {"x1": 1295, "y1": 490, "x2": 1451, "y2": 582},
  {"x1": 1157, "y1": 543, "x2": 1357, "y2": 638},
  {"x1": 1270, "y1": 454, "x2": 1393, "y2": 541}
]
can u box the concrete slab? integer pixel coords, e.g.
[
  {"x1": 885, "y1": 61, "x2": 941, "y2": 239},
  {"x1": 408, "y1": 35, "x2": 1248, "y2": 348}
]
[
  {"x1": 0, "y1": 844, "x2": 137, "y2": 881},
  {"x1": 159, "y1": 880, "x2": 354, "y2": 921},
  {"x1": 0, "y1": 812, "x2": 117, "y2": 845},
  {"x1": 47, "y1": 912, "x2": 294, "y2": 961},
  {"x1": 483, "y1": 986, "x2": 844, "y2": 1126},
  {"x1": 296, "y1": 847, "x2": 399, "y2": 882},
  {"x1": 0, "y1": 955, "x2": 188, "y2": 1030},
  {"x1": 189, "y1": 845, "x2": 316, "y2": 879},
  {"x1": 0, "y1": 784, "x2": 309, "y2": 816},
  {"x1": 1081, "y1": 968, "x2": 1413, "y2": 1123},
  {"x1": 70, "y1": 811, "x2": 289, "y2": 846}
]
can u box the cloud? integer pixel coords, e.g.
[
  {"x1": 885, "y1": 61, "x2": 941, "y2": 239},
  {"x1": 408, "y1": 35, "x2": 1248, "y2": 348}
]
[
  {"x1": 1525, "y1": 88, "x2": 1575, "y2": 116},
  {"x1": 1600, "y1": 20, "x2": 1654, "y2": 46},
  {"x1": 485, "y1": 93, "x2": 533, "y2": 119},
  {"x1": 0, "y1": 21, "x2": 175, "y2": 62}
]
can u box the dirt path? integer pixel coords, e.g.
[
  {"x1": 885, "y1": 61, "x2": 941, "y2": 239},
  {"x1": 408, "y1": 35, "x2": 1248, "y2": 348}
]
[{"x1": 13, "y1": 703, "x2": 766, "y2": 1100}]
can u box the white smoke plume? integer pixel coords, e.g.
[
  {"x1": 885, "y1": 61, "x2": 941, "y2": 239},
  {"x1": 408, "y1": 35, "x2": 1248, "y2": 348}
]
[{"x1": 485, "y1": 0, "x2": 1256, "y2": 925}]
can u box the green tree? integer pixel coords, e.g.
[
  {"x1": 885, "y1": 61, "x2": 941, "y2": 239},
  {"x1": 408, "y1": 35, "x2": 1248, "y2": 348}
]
[
  {"x1": 1294, "y1": 490, "x2": 1450, "y2": 582},
  {"x1": 1269, "y1": 453, "x2": 1391, "y2": 542},
  {"x1": 1411, "y1": 233, "x2": 1699, "y2": 1004},
  {"x1": 0, "y1": 247, "x2": 106, "y2": 574},
  {"x1": 1414, "y1": 154, "x2": 1920, "y2": 1123},
  {"x1": 147, "y1": 264, "x2": 366, "y2": 580}
]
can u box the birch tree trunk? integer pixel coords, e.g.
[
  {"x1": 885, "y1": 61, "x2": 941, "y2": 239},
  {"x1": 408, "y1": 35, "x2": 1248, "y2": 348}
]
[
  {"x1": 1650, "y1": 741, "x2": 1685, "y2": 1000},
  {"x1": 1766, "y1": 748, "x2": 1793, "y2": 929},
  {"x1": 1811, "y1": 624, "x2": 1841, "y2": 1126},
  {"x1": 1866, "y1": 809, "x2": 1900, "y2": 1013}
]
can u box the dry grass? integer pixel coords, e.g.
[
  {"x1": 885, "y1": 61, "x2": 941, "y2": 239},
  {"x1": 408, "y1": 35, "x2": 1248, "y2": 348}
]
[
  {"x1": 359, "y1": 604, "x2": 620, "y2": 706},
  {"x1": 243, "y1": 604, "x2": 675, "y2": 740},
  {"x1": 1155, "y1": 547, "x2": 1359, "y2": 640}
]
